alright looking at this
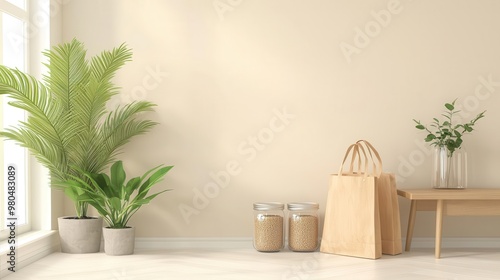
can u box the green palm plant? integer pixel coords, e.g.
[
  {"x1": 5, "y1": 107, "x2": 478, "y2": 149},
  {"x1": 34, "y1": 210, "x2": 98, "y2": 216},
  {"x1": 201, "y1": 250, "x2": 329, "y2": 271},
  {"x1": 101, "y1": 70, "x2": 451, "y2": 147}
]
[{"x1": 0, "y1": 39, "x2": 157, "y2": 218}]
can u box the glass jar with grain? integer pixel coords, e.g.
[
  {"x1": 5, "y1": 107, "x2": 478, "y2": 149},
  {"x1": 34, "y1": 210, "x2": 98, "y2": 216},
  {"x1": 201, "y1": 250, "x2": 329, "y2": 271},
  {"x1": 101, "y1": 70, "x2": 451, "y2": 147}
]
[
  {"x1": 253, "y1": 202, "x2": 284, "y2": 252},
  {"x1": 287, "y1": 202, "x2": 319, "y2": 252}
]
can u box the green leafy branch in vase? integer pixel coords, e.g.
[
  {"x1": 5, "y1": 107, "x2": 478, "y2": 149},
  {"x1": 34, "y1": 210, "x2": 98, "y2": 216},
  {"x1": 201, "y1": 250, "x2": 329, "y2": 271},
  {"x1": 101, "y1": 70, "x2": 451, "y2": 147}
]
[{"x1": 413, "y1": 99, "x2": 486, "y2": 157}]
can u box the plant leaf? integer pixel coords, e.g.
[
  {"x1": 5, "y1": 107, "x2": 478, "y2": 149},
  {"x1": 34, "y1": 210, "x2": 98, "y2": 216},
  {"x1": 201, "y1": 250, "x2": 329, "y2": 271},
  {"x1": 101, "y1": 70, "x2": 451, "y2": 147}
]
[
  {"x1": 110, "y1": 161, "x2": 126, "y2": 197},
  {"x1": 415, "y1": 124, "x2": 425, "y2": 130},
  {"x1": 425, "y1": 134, "x2": 436, "y2": 141}
]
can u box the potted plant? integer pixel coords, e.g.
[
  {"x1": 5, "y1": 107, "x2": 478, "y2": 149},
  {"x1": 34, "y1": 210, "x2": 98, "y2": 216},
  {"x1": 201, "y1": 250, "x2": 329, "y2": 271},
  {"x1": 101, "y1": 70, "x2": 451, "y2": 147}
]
[
  {"x1": 413, "y1": 99, "x2": 485, "y2": 188},
  {"x1": 62, "y1": 160, "x2": 173, "y2": 255},
  {"x1": 0, "y1": 39, "x2": 158, "y2": 253}
]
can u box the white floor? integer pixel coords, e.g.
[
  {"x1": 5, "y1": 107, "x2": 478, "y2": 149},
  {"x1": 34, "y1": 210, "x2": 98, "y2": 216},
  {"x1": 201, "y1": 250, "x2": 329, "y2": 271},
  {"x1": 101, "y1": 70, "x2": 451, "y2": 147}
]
[{"x1": 3, "y1": 247, "x2": 500, "y2": 280}]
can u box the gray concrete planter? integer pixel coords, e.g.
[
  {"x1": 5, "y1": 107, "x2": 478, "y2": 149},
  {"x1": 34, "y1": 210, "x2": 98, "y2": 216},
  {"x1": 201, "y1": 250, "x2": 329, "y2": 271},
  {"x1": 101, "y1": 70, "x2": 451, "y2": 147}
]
[
  {"x1": 58, "y1": 216, "x2": 103, "y2": 254},
  {"x1": 103, "y1": 227, "x2": 135, "y2": 256}
]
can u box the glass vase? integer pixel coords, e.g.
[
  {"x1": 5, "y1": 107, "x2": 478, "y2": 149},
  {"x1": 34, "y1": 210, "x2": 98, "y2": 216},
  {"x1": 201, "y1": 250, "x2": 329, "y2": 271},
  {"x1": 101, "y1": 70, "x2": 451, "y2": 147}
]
[{"x1": 432, "y1": 146, "x2": 467, "y2": 189}]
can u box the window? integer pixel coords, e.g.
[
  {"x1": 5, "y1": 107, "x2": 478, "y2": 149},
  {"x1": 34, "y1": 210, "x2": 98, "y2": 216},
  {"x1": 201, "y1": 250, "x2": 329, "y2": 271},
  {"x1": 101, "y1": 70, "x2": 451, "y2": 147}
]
[{"x1": 0, "y1": 0, "x2": 29, "y2": 239}]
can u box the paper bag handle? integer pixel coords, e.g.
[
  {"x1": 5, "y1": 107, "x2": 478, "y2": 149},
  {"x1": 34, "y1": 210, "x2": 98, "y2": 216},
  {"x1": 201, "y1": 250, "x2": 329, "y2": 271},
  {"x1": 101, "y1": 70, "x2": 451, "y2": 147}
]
[
  {"x1": 337, "y1": 140, "x2": 383, "y2": 178},
  {"x1": 356, "y1": 140, "x2": 383, "y2": 177},
  {"x1": 338, "y1": 142, "x2": 369, "y2": 176}
]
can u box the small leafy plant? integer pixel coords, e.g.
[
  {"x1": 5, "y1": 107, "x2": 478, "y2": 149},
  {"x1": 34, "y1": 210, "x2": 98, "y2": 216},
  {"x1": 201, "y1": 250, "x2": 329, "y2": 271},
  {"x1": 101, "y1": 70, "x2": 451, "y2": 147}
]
[
  {"x1": 413, "y1": 99, "x2": 485, "y2": 157},
  {"x1": 61, "y1": 161, "x2": 173, "y2": 228}
]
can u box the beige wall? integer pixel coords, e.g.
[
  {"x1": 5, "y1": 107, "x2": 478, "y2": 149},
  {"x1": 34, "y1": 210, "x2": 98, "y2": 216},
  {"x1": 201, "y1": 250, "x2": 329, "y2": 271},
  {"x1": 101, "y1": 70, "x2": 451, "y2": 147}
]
[{"x1": 60, "y1": 0, "x2": 500, "y2": 238}]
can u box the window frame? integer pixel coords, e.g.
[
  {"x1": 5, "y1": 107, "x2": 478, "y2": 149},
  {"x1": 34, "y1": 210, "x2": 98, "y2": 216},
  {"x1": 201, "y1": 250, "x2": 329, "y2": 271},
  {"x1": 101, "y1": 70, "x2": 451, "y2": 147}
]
[
  {"x1": 0, "y1": 0, "x2": 31, "y2": 240},
  {"x1": 0, "y1": 0, "x2": 52, "y2": 241}
]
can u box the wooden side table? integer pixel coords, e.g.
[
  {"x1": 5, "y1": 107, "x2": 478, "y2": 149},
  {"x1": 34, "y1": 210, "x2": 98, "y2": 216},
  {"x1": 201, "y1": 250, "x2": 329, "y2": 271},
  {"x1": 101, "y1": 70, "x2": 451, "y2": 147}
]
[{"x1": 397, "y1": 188, "x2": 500, "y2": 258}]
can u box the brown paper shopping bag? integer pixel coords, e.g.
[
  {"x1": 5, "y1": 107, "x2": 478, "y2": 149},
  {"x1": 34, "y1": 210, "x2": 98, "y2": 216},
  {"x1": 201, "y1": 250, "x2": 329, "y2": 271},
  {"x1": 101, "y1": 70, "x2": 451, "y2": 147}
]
[
  {"x1": 357, "y1": 140, "x2": 402, "y2": 255},
  {"x1": 376, "y1": 172, "x2": 402, "y2": 255},
  {"x1": 320, "y1": 143, "x2": 382, "y2": 259}
]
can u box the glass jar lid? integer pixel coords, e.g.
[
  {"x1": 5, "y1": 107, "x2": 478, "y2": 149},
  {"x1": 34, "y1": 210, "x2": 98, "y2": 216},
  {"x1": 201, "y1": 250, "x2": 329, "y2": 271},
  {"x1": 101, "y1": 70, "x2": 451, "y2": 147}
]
[
  {"x1": 253, "y1": 202, "x2": 284, "y2": 211},
  {"x1": 287, "y1": 202, "x2": 319, "y2": 211}
]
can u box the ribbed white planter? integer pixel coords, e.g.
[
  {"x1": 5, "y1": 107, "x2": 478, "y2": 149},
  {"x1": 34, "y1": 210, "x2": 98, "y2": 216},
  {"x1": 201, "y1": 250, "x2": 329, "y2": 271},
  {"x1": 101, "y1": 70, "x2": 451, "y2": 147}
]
[
  {"x1": 103, "y1": 227, "x2": 135, "y2": 256},
  {"x1": 57, "y1": 216, "x2": 103, "y2": 254}
]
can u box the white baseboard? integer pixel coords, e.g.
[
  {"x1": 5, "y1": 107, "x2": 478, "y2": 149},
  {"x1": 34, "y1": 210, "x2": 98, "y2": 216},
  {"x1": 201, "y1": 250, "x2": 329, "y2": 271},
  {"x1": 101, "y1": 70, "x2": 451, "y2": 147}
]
[
  {"x1": 135, "y1": 237, "x2": 252, "y2": 250},
  {"x1": 0, "y1": 230, "x2": 59, "y2": 278},
  {"x1": 135, "y1": 237, "x2": 500, "y2": 250},
  {"x1": 402, "y1": 237, "x2": 500, "y2": 248}
]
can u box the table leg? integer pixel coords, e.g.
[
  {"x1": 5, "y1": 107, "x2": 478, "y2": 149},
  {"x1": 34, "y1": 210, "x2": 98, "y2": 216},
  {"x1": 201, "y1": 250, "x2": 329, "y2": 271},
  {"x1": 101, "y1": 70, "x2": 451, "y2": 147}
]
[
  {"x1": 405, "y1": 200, "x2": 417, "y2": 251},
  {"x1": 435, "y1": 200, "x2": 444, "y2": 259}
]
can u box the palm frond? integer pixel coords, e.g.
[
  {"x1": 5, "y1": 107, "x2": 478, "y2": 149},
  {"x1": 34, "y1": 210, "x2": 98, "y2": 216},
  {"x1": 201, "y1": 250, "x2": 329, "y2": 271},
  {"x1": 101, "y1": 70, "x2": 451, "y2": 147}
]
[
  {"x1": 0, "y1": 66, "x2": 73, "y2": 180},
  {"x1": 0, "y1": 128, "x2": 67, "y2": 180},
  {"x1": 68, "y1": 44, "x2": 134, "y2": 175},
  {"x1": 91, "y1": 43, "x2": 132, "y2": 83},
  {"x1": 0, "y1": 66, "x2": 59, "y2": 121},
  {"x1": 89, "y1": 101, "x2": 157, "y2": 171},
  {"x1": 43, "y1": 38, "x2": 89, "y2": 112},
  {"x1": 76, "y1": 43, "x2": 132, "y2": 129}
]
